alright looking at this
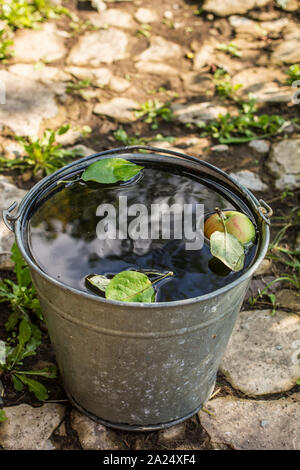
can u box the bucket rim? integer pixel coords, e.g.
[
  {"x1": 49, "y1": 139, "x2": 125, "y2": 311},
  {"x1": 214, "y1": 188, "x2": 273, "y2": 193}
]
[{"x1": 10, "y1": 145, "x2": 270, "y2": 309}]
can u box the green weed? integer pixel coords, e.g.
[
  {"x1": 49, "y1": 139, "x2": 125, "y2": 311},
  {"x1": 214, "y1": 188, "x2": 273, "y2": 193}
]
[
  {"x1": 113, "y1": 127, "x2": 175, "y2": 146},
  {"x1": 249, "y1": 195, "x2": 300, "y2": 314},
  {"x1": 0, "y1": 125, "x2": 86, "y2": 177},
  {"x1": 0, "y1": 29, "x2": 14, "y2": 61},
  {"x1": 285, "y1": 64, "x2": 300, "y2": 85},
  {"x1": 216, "y1": 42, "x2": 242, "y2": 58},
  {"x1": 0, "y1": 0, "x2": 69, "y2": 30},
  {"x1": 199, "y1": 98, "x2": 294, "y2": 144},
  {"x1": 136, "y1": 23, "x2": 151, "y2": 38},
  {"x1": 0, "y1": 244, "x2": 57, "y2": 401},
  {"x1": 213, "y1": 70, "x2": 243, "y2": 100},
  {"x1": 135, "y1": 100, "x2": 173, "y2": 130}
]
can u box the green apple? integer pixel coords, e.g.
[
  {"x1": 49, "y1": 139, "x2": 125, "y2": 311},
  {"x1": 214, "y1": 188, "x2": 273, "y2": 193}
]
[{"x1": 204, "y1": 210, "x2": 256, "y2": 245}]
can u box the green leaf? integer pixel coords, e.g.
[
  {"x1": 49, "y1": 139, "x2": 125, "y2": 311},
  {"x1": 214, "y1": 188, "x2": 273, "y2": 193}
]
[
  {"x1": 5, "y1": 310, "x2": 21, "y2": 331},
  {"x1": 0, "y1": 409, "x2": 7, "y2": 422},
  {"x1": 105, "y1": 271, "x2": 155, "y2": 303},
  {"x1": 17, "y1": 365, "x2": 58, "y2": 379},
  {"x1": 11, "y1": 242, "x2": 30, "y2": 287},
  {"x1": 18, "y1": 319, "x2": 32, "y2": 347},
  {"x1": 297, "y1": 378, "x2": 300, "y2": 386},
  {"x1": 210, "y1": 231, "x2": 245, "y2": 272},
  {"x1": 81, "y1": 158, "x2": 144, "y2": 184},
  {"x1": 86, "y1": 274, "x2": 110, "y2": 293},
  {"x1": 57, "y1": 124, "x2": 70, "y2": 135},
  {"x1": 12, "y1": 374, "x2": 24, "y2": 392},
  {"x1": 15, "y1": 374, "x2": 48, "y2": 401}
]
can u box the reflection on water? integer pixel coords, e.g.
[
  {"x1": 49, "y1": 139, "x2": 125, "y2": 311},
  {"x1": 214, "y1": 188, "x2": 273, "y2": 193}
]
[{"x1": 28, "y1": 164, "x2": 257, "y2": 301}]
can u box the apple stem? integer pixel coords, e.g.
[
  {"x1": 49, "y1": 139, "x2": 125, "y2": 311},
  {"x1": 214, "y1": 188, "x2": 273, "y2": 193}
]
[{"x1": 215, "y1": 207, "x2": 227, "y2": 234}]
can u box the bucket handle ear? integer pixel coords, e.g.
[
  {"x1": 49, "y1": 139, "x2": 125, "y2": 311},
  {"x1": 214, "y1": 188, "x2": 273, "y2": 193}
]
[
  {"x1": 257, "y1": 199, "x2": 273, "y2": 225},
  {"x1": 3, "y1": 201, "x2": 19, "y2": 232}
]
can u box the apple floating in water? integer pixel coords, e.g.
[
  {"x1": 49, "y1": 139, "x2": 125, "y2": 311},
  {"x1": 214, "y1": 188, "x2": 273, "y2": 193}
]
[{"x1": 204, "y1": 210, "x2": 256, "y2": 245}]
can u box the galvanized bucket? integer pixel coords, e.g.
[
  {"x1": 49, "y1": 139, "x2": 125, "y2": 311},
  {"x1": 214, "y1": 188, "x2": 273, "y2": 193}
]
[{"x1": 3, "y1": 146, "x2": 272, "y2": 431}]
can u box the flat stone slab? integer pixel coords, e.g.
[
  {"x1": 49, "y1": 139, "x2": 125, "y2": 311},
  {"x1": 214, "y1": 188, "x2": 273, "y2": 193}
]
[
  {"x1": 200, "y1": 393, "x2": 300, "y2": 450},
  {"x1": 67, "y1": 29, "x2": 129, "y2": 66},
  {"x1": 135, "y1": 61, "x2": 178, "y2": 76},
  {"x1": 248, "y1": 139, "x2": 270, "y2": 154},
  {"x1": 87, "y1": 9, "x2": 135, "y2": 29},
  {"x1": 181, "y1": 72, "x2": 214, "y2": 94},
  {"x1": 136, "y1": 36, "x2": 182, "y2": 62},
  {"x1": 272, "y1": 35, "x2": 300, "y2": 64},
  {"x1": 134, "y1": 8, "x2": 158, "y2": 24},
  {"x1": 0, "y1": 177, "x2": 27, "y2": 259},
  {"x1": 71, "y1": 410, "x2": 119, "y2": 450},
  {"x1": 12, "y1": 23, "x2": 67, "y2": 63},
  {"x1": 276, "y1": 290, "x2": 300, "y2": 313},
  {"x1": 94, "y1": 97, "x2": 138, "y2": 122},
  {"x1": 202, "y1": 0, "x2": 271, "y2": 16},
  {"x1": 193, "y1": 42, "x2": 216, "y2": 71},
  {"x1": 65, "y1": 66, "x2": 112, "y2": 87},
  {"x1": 229, "y1": 15, "x2": 288, "y2": 37},
  {"x1": 0, "y1": 404, "x2": 65, "y2": 450},
  {"x1": 0, "y1": 70, "x2": 58, "y2": 136},
  {"x1": 232, "y1": 67, "x2": 293, "y2": 103},
  {"x1": 9, "y1": 64, "x2": 70, "y2": 84},
  {"x1": 220, "y1": 310, "x2": 300, "y2": 395},
  {"x1": 109, "y1": 76, "x2": 130, "y2": 93},
  {"x1": 171, "y1": 102, "x2": 227, "y2": 125},
  {"x1": 267, "y1": 139, "x2": 300, "y2": 189},
  {"x1": 229, "y1": 170, "x2": 268, "y2": 191}
]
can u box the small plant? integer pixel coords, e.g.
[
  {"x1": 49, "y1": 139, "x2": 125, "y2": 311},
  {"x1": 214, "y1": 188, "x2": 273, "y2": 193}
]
[
  {"x1": 194, "y1": 7, "x2": 204, "y2": 16},
  {"x1": 0, "y1": 125, "x2": 86, "y2": 177},
  {"x1": 249, "y1": 193, "x2": 300, "y2": 314},
  {"x1": 0, "y1": 29, "x2": 14, "y2": 61},
  {"x1": 0, "y1": 0, "x2": 69, "y2": 29},
  {"x1": 213, "y1": 70, "x2": 243, "y2": 100},
  {"x1": 248, "y1": 274, "x2": 299, "y2": 315},
  {"x1": 275, "y1": 0, "x2": 288, "y2": 8},
  {"x1": 216, "y1": 42, "x2": 242, "y2": 58},
  {"x1": 0, "y1": 244, "x2": 57, "y2": 400},
  {"x1": 147, "y1": 87, "x2": 179, "y2": 98},
  {"x1": 113, "y1": 127, "x2": 175, "y2": 146},
  {"x1": 66, "y1": 79, "x2": 91, "y2": 95},
  {"x1": 200, "y1": 98, "x2": 294, "y2": 144},
  {"x1": 162, "y1": 18, "x2": 174, "y2": 29},
  {"x1": 0, "y1": 409, "x2": 7, "y2": 422},
  {"x1": 0, "y1": 321, "x2": 57, "y2": 400},
  {"x1": 136, "y1": 23, "x2": 152, "y2": 38},
  {"x1": 285, "y1": 64, "x2": 300, "y2": 85},
  {"x1": 113, "y1": 128, "x2": 147, "y2": 146},
  {"x1": 0, "y1": 243, "x2": 42, "y2": 329},
  {"x1": 135, "y1": 100, "x2": 173, "y2": 130}
]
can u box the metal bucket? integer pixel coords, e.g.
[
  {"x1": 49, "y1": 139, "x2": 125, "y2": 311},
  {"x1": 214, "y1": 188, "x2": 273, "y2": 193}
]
[{"x1": 3, "y1": 146, "x2": 272, "y2": 431}]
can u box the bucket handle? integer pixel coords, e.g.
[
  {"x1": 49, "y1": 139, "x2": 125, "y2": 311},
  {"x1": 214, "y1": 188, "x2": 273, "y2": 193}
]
[
  {"x1": 3, "y1": 201, "x2": 19, "y2": 232},
  {"x1": 2, "y1": 145, "x2": 273, "y2": 231},
  {"x1": 106, "y1": 146, "x2": 274, "y2": 225}
]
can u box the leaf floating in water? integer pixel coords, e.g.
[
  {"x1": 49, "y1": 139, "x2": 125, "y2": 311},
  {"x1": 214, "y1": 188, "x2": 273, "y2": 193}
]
[
  {"x1": 208, "y1": 257, "x2": 232, "y2": 277},
  {"x1": 105, "y1": 271, "x2": 155, "y2": 303},
  {"x1": 81, "y1": 158, "x2": 144, "y2": 184},
  {"x1": 210, "y1": 231, "x2": 245, "y2": 272},
  {"x1": 86, "y1": 274, "x2": 111, "y2": 293}
]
